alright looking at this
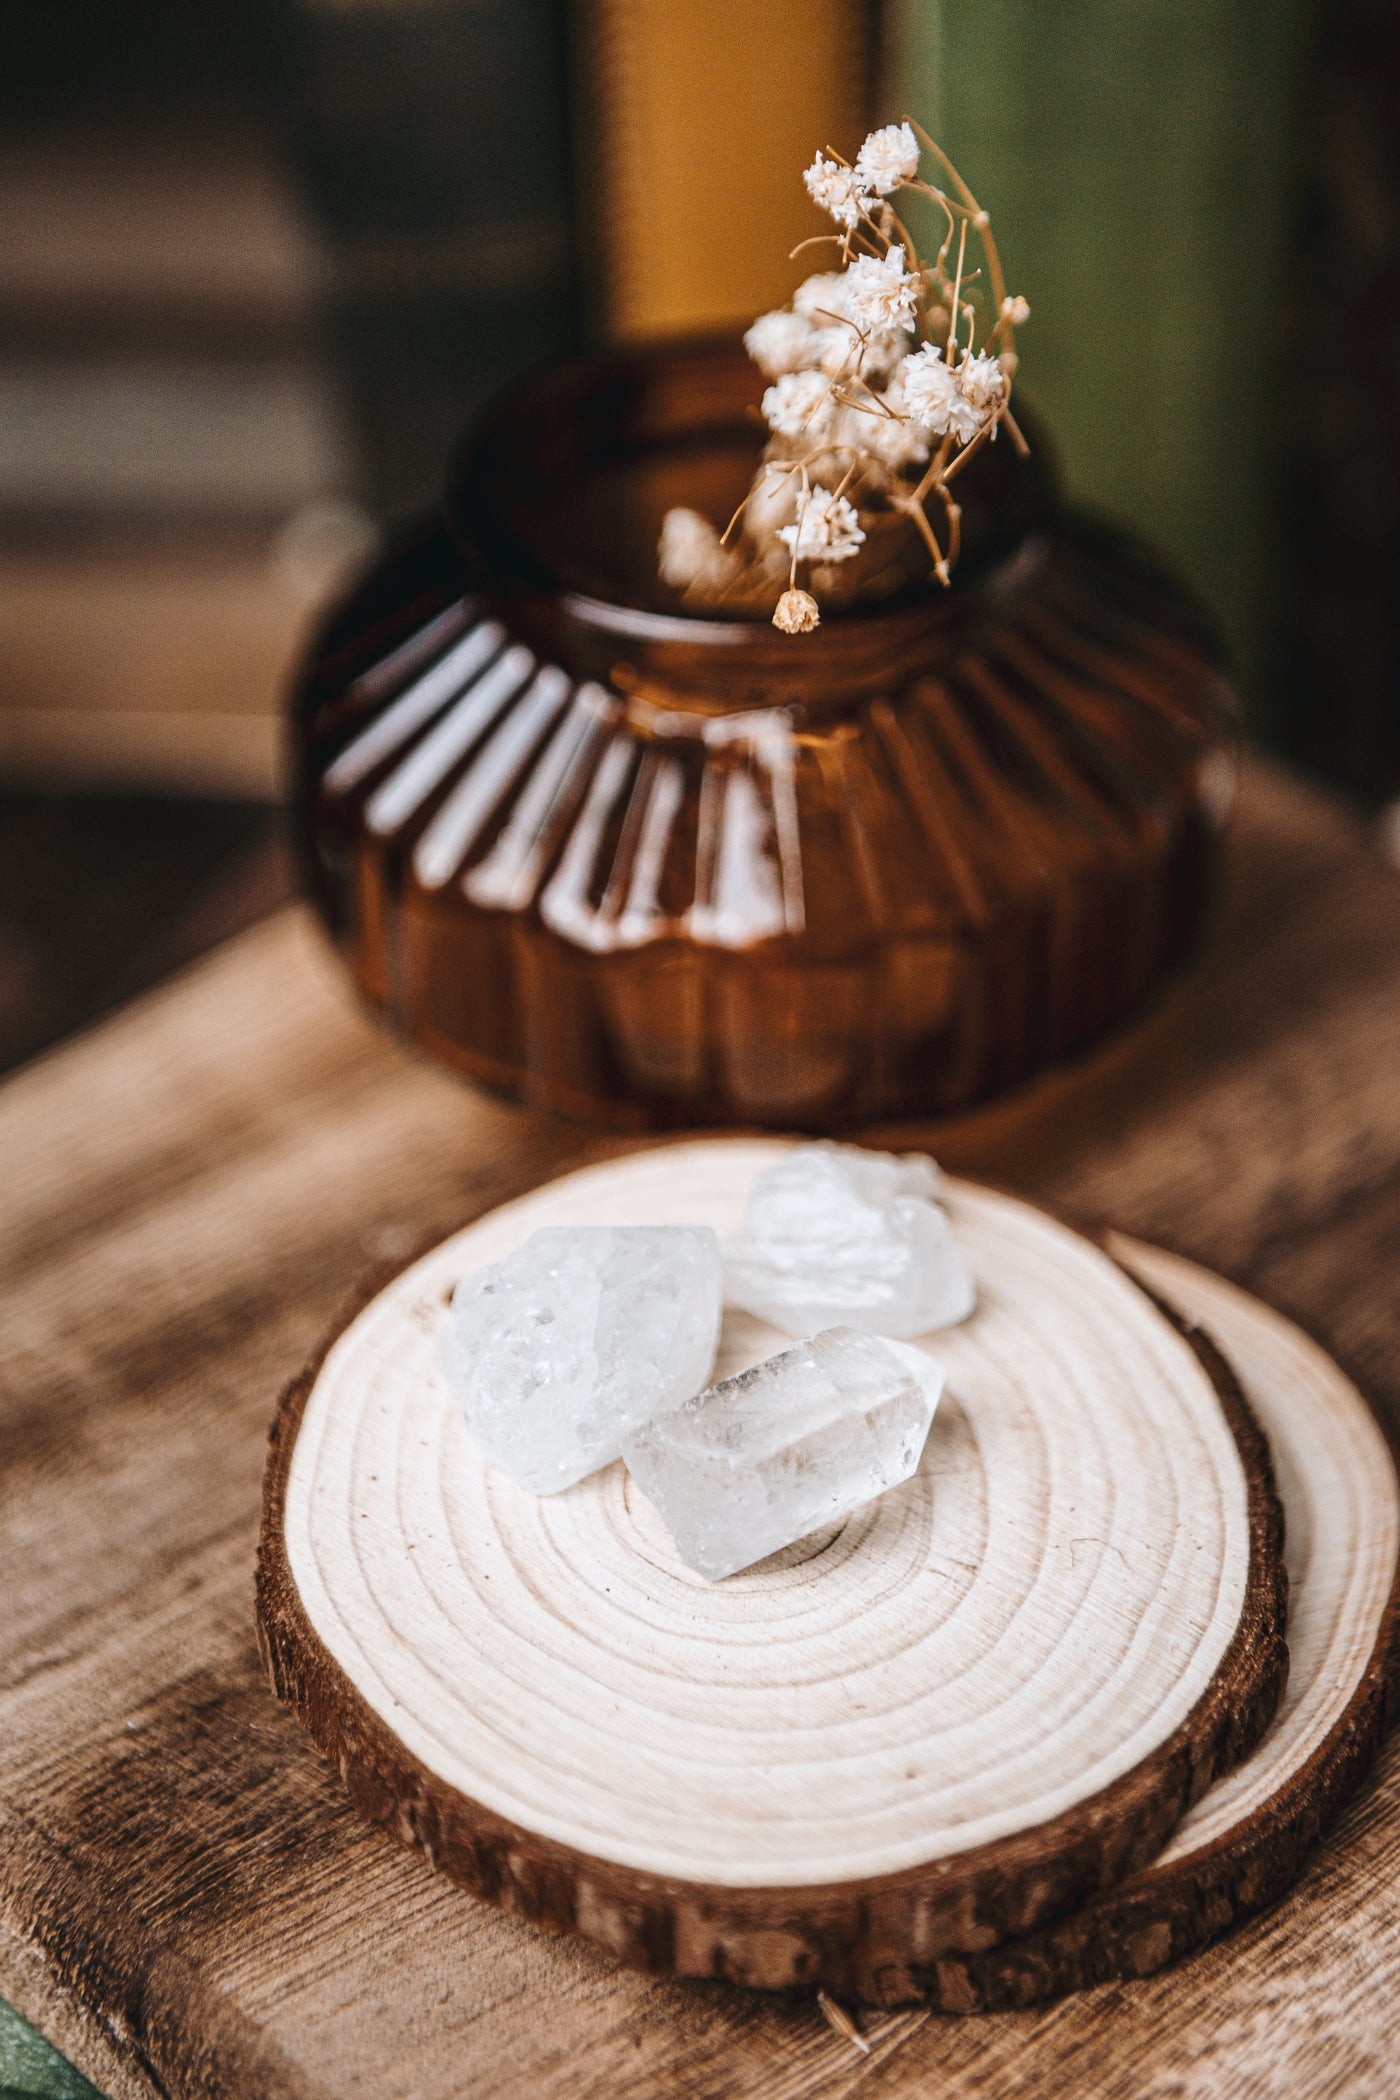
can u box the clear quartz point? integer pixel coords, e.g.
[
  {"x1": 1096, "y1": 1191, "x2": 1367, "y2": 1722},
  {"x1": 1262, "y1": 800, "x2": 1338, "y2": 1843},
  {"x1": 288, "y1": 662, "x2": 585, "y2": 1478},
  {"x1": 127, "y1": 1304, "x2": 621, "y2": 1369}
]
[
  {"x1": 723, "y1": 1142, "x2": 975, "y2": 1338},
  {"x1": 621, "y1": 1326, "x2": 943, "y2": 1580},
  {"x1": 443, "y1": 1225, "x2": 723, "y2": 1493}
]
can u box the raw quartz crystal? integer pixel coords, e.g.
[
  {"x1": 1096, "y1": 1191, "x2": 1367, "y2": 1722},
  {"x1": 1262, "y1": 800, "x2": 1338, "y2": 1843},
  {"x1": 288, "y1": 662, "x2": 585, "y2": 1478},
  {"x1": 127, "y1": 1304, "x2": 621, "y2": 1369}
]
[
  {"x1": 443, "y1": 1226, "x2": 722, "y2": 1493},
  {"x1": 723, "y1": 1143, "x2": 975, "y2": 1339},
  {"x1": 622, "y1": 1327, "x2": 943, "y2": 1580}
]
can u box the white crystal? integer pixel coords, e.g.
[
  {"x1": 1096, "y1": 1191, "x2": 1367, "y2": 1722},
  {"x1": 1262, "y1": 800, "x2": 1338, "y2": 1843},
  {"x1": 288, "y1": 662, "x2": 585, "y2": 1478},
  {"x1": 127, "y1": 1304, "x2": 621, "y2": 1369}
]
[
  {"x1": 443, "y1": 1226, "x2": 722, "y2": 1493},
  {"x1": 621, "y1": 1327, "x2": 943, "y2": 1580},
  {"x1": 723, "y1": 1143, "x2": 975, "y2": 1338}
]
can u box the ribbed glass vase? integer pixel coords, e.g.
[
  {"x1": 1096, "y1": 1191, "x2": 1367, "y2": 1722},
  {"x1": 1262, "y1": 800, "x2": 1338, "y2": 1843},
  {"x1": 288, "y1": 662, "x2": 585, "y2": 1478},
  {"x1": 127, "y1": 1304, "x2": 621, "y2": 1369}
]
[{"x1": 292, "y1": 339, "x2": 1232, "y2": 1130}]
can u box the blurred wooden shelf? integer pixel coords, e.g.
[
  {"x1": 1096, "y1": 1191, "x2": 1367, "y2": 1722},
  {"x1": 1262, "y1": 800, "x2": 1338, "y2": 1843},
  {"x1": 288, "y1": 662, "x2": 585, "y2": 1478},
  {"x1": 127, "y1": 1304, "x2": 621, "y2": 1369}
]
[
  {"x1": 0, "y1": 541, "x2": 341, "y2": 800},
  {"x1": 0, "y1": 124, "x2": 364, "y2": 800}
]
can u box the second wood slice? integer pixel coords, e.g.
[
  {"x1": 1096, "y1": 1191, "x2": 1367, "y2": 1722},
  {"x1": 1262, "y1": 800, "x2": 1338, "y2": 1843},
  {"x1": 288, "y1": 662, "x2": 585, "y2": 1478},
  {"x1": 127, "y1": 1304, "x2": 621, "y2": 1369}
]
[
  {"x1": 916, "y1": 1239, "x2": 1400, "y2": 2011},
  {"x1": 258, "y1": 1141, "x2": 1286, "y2": 1999}
]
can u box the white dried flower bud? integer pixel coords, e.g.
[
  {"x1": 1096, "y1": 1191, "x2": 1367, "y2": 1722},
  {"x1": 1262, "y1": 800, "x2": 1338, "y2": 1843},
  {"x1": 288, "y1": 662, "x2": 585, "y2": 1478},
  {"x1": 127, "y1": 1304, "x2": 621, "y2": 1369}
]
[
  {"x1": 894, "y1": 345, "x2": 997, "y2": 444},
  {"x1": 744, "y1": 308, "x2": 816, "y2": 378},
  {"x1": 793, "y1": 271, "x2": 848, "y2": 321},
  {"x1": 892, "y1": 344, "x2": 963, "y2": 438},
  {"x1": 839, "y1": 395, "x2": 929, "y2": 469},
  {"x1": 658, "y1": 508, "x2": 725, "y2": 589},
  {"x1": 810, "y1": 320, "x2": 860, "y2": 376},
  {"x1": 773, "y1": 588, "x2": 821, "y2": 634},
  {"x1": 1001, "y1": 294, "x2": 1031, "y2": 325},
  {"x1": 840, "y1": 247, "x2": 918, "y2": 337},
  {"x1": 958, "y1": 350, "x2": 1006, "y2": 415},
  {"x1": 855, "y1": 121, "x2": 920, "y2": 196},
  {"x1": 803, "y1": 153, "x2": 866, "y2": 229},
  {"x1": 762, "y1": 368, "x2": 836, "y2": 439},
  {"x1": 809, "y1": 321, "x2": 904, "y2": 386},
  {"x1": 944, "y1": 393, "x2": 985, "y2": 445},
  {"x1": 778, "y1": 486, "x2": 865, "y2": 564}
]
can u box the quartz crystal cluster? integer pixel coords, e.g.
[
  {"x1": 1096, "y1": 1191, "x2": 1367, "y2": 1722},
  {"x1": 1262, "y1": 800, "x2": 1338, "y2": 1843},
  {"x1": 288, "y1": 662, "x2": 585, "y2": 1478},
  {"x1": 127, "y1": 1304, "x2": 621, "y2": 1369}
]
[
  {"x1": 440, "y1": 1146, "x2": 975, "y2": 1576},
  {"x1": 622, "y1": 1329, "x2": 944, "y2": 1580},
  {"x1": 444, "y1": 1226, "x2": 723, "y2": 1494},
  {"x1": 724, "y1": 1143, "x2": 975, "y2": 1338}
]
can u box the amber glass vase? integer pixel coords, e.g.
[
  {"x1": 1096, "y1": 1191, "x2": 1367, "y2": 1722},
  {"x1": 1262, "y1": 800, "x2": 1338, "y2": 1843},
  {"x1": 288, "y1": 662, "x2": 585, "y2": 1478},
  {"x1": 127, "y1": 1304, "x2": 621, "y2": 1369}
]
[{"x1": 292, "y1": 339, "x2": 1232, "y2": 1130}]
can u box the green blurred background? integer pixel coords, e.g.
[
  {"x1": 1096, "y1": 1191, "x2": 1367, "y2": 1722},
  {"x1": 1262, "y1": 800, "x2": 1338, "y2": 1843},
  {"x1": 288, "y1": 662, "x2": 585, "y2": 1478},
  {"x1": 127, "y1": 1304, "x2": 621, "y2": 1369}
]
[{"x1": 893, "y1": 0, "x2": 1311, "y2": 724}]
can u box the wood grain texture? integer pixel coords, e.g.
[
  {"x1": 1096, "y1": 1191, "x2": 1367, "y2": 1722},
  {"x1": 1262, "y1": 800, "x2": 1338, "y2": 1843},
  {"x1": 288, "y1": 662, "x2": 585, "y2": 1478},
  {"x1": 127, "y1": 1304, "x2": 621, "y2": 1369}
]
[
  {"x1": 257, "y1": 1148, "x2": 1286, "y2": 1999},
  {"x1": 888, "y1": 1239, "x2": 1400, "y2": 2011},
  {"x1": 3, "y1": 755, "x2": 1400, "y2": 2097}
]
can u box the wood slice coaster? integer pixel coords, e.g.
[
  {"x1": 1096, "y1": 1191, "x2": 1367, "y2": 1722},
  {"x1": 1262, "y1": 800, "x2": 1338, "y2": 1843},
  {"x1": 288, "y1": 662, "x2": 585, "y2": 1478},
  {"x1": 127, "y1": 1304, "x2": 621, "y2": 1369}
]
[
  {"x1": 257, "y1": 1141, "x2": 1287, "y2": 2001},
  {"x1": 920, "y1": 1237, "x2": 1400, "y2": 2012}
]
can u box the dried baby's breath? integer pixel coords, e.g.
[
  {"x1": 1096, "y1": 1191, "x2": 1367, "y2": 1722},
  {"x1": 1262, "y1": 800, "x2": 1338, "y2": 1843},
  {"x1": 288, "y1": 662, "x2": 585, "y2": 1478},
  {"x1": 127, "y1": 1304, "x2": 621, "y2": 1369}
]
[
  {"x1": 840, "y1": 247, "x2": 919, "y2": 336},
  {"x1": 793, "y1": 270, "x2": 847, "y2": 319},
  {"x1": 959, "y1": 349, "x2": 1007, "y2": 415},
  {"x1": 658, "y1": 117, "x2": 1030, "y2": 631},
  {"x1": 772, "y1": 587, "x2": 820, "y2": 634},
  {"x1": 744, "y1": 307, "x2": 816, "y2": 378},
  {"x1": 855, "y1": 121, "x2": 920, "y2": 196},
  {"x1": 778, "y1": 485, "x2": 865, "y2": 565},
  {"x1": 895, "y1": 343, "x2": 963, "y2": 437},
  {"x1": 762, "y1": 368, "x2": 836, "y2": 440},
  {"x1": 803, "y1": 151, "x2": 865, "y2": 228}
]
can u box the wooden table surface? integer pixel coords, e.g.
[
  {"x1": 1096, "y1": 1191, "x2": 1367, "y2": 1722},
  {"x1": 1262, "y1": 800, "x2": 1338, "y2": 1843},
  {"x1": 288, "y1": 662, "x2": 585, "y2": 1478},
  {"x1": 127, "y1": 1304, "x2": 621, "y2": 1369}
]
[{"x1": 3, "y1": 754, "x2": 1400, "y2": 2100}]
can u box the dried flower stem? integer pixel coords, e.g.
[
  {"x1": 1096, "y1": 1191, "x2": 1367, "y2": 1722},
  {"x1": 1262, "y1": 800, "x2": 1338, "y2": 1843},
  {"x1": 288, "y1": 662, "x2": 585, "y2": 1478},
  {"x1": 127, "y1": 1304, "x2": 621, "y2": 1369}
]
[
  {"x1": 896, "y1": 489, "x2": 951, "y2": 584},
  {"x1": 946, "y1": 220, "x2": 969, "y2": 362},
  {"x1": 908, "y1": 119, "x2": 1010, "y2": 314},
  {"x1": 816, "y1": 1990, "x2": 871, "y2": 2055}
]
